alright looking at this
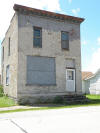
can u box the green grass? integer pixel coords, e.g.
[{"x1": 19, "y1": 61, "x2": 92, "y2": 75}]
[
  {"x1": 0, "y1": 101, "x2": 100, "y2": 114},
  {"x1": 86, "y1": 94, "x2": 100, "y2": 99},
  {"x1": 0, "y1": 85, "x2": 16, "y2": 107},
  {"x1": 0, "y1": 96, "x2": 16, "y2": 108},
  {"x1": 1, "y1": 94, "x2": 100, "y2": 114},
  {"x1": 0, "y1": 104, "x2": 96, "y2": 114},
  {"x1": 86, "y1": 94, "x2": 100, "y2": 104}
]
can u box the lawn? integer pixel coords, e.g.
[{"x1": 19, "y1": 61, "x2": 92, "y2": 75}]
[
  {"x1": 0, "y1": 85, "x2": 16, "y2": 108},
  {"x1": 86, "y1": 94, "x2": 100, "y2": 99},
  {"x1": 86, "y1": 94, "x2": 100, "y2": 105},
  {"x1": 0, "y1": 96, "x2": 16, "y2": 108},
  {"x1": 0, "y1": 94, "x2": 100, "y2": 114}
]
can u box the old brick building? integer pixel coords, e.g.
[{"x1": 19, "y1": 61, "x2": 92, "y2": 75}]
[{"x1": 1, "y1": 4, "x2": 84, "y2": 103}]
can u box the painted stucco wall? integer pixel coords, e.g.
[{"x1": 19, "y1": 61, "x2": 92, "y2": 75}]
[
  {"x1": 17, "y1": 13, "x2": 82, "y2": 101},
  {"x1": 1, "y1": 13, "x2": 18, "y2": 99}
]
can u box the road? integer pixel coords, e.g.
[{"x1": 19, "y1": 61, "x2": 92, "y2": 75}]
[{"x1": 0, "y1": 106, "x2": 100, "y2": 133}]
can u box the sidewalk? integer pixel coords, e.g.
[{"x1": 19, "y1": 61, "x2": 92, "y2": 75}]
[{"x1": 0, "y1": 106, "x2": 38, "y2": 111}]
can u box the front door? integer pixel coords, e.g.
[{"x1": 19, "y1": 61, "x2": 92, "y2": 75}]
[{"x1": 66, "y1": 69, "x2": 75, "y2": 92}]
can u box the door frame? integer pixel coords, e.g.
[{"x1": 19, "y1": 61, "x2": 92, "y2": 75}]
[{"x1": 66, "y1": 68, "x2": 76, "y2": 92}]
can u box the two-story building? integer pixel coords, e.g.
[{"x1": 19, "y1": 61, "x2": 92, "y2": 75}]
[{"x1": 1, "y1": 4, "x2": 84, "y2": 104}]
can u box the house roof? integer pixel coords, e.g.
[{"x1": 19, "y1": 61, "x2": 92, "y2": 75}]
[
  {"x1": 82, "y1": 72, "x2": 94, "y2": 80},
  {"x1": 13, "y1": 4, "x2": 84, "y2": 23}
]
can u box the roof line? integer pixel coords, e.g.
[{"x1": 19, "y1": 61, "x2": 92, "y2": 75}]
[
  {"x1": 13, "y1": 4, "x2": 84, "y2": 23},
  {"x1": 1, "y1": 13, "x2": 16, "y2": 45},
  {"x1": 84, "y1": 69, "x2": 100, "y2": 80}
]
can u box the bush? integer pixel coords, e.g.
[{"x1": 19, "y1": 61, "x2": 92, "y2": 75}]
[
  {"x1": 0, "y1": 85, "x2": 4, "y2": 97},
  {"x1": 53, "y1": 96, "x2": 64, "y2": 104}
]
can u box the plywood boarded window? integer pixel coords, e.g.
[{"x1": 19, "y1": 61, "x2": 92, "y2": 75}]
[
  {"x1": 61, "y1": 31, "x2": 69, "y2": 50},
  {"x1": 27, "y1": 56, "x2": 56, "y2": 85}
]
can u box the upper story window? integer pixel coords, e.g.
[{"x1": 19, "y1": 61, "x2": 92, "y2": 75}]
[
  {"x1": 6, "y1": 65, "x2": 10, "y2": 85},
  {"x1": 33, "y1": 27, "x2": 42, "y2": 48},
  {"x1": 8, "y1": 37, "x2": 10, "y2": 56},
  {"x1": 2, "y1": 47, "x2": 4, "y2": 61},
  {"x1": 61, "y1": 31, "x2": 69, "y2": 50}
]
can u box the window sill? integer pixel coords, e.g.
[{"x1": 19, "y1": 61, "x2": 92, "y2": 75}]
[
  {"x1": 62, "y1": 48, "x2": 69, "y2": 51},
  {"x1": 25, "y1": 84, "x2": 57, "y2": 86},
  {"x1": 33, "y1": 46, "x2": 42, "y2": 48}
]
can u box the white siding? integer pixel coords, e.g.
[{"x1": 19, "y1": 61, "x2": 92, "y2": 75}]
[
  {"x1": 89, "y1": 72, "x2": 100, "y2": 94},
  {"x1": 83, "y1": 71, "x2": 100, "y2": 94},
  {"x1": 82, "y1": 80, "x2": 90, "y2": 94}
]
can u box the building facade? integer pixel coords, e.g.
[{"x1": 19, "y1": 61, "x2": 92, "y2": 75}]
[
  {"x1": 1, "y1": 4, "x2": 84, "y2": 103},
  {"x1": 82, "y1": 72, "x2": 93, "y2": 94},
  {"x1": 82, "y1": 70, "x2": 100, "y2": 94}
]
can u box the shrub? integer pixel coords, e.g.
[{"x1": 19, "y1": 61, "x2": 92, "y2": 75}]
[
  {"x1": 0, "y1": 85, "x2": 4, "y2": 97},
  {"x1": 53, "y1": 96, "x2": 64, "y2": 104}
]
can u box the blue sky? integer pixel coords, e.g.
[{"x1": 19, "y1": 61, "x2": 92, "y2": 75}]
[
  {"x1": 0, "y1": 0, "x2": 100, "y2": 73},
  {"x1": 59, "y1": 0, "x2": 100, "y2": 73}
]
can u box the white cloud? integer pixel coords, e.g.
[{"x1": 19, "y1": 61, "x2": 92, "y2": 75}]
[
  {"x1": 82, "y1": 40, "x2": 88, "y2": 45},
  {"x1": 72, "y1": 8, "x2": 80, "y2": 16},
  {"x1": 97, "y1": 37, "x2": 100, "y2": 45},
  {"x1": 86, "y1": 48, "x2": 100, "y2": 73},
  {"x1": 0, "y1": 0, "x2": 61, "y2": 41},
  {"x1": 91, "y1": 47, "x2": 96, "y2": 51},
  {"x1": 60, "y1": 11, "x2": 67, "y2": 15},
  {"x1": 68, "y1": 0, "x2": 72, "y2": 4}
]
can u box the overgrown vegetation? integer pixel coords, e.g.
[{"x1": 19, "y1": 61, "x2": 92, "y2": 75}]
[
  {"x1": 53, "y1": 96, "x2": 64, "y2": 104},
  {"x1": 0, "y1": 85, "x2": 4, "y2": 97},
  {"x1": 0, "y1": 85, "x2": 16, "y2": 107},
  {"x1": 0, "y1": 96, "x2": 16, "y2": 107}
]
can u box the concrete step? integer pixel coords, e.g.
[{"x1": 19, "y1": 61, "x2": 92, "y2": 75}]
[{"x1": 59, "y1": 95, "x2": 88, "y2": 104}]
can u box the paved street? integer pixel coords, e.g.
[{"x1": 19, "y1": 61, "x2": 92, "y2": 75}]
[{"x1": 0, "y1": 106, "x2": 100, "y2": 133}]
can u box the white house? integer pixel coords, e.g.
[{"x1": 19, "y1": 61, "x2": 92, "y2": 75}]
[
  {"x1": 82, "y1": 72, "x2": 93, "y2": 94},
  {"x1": 82, "y1": 70, "x2": 100, "y2": 94}
]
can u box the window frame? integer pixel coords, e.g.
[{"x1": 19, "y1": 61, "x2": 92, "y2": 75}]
[
  {"x1": 8, "y1": 37, "x2": 10, "y2": 56},
  {"x1": 61, "y1": 31, "x2": 69, "y2": 50},
  {"x1": 67, "y1": 70, "x2": 74, "y2": 80},
  {"x1": 2, "y1": 47, "x2": 4, "y2": 61},
  {"x1": 6, "y1": 65, "x2": 10, "y2": 86},
  {"x1": 33, "y1": 27, "x2": 42, "y2": 48}
]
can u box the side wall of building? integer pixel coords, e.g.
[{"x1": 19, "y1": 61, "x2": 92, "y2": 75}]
[
  {"x1": 17, "y1": 13, "x2": 82, "y2": 103},
  {"x1": 82, "y1": 80, "x2": 85, "y2": 94},
  {"x1": 82, "y1": 80, "x2": 90, "y2": 94},
  {"x1": 1, "y1": 13, "x2": 18, "y2": 99},
  {"x1": 89, "y1": 72, "x2": 100, "y2": 94}
]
